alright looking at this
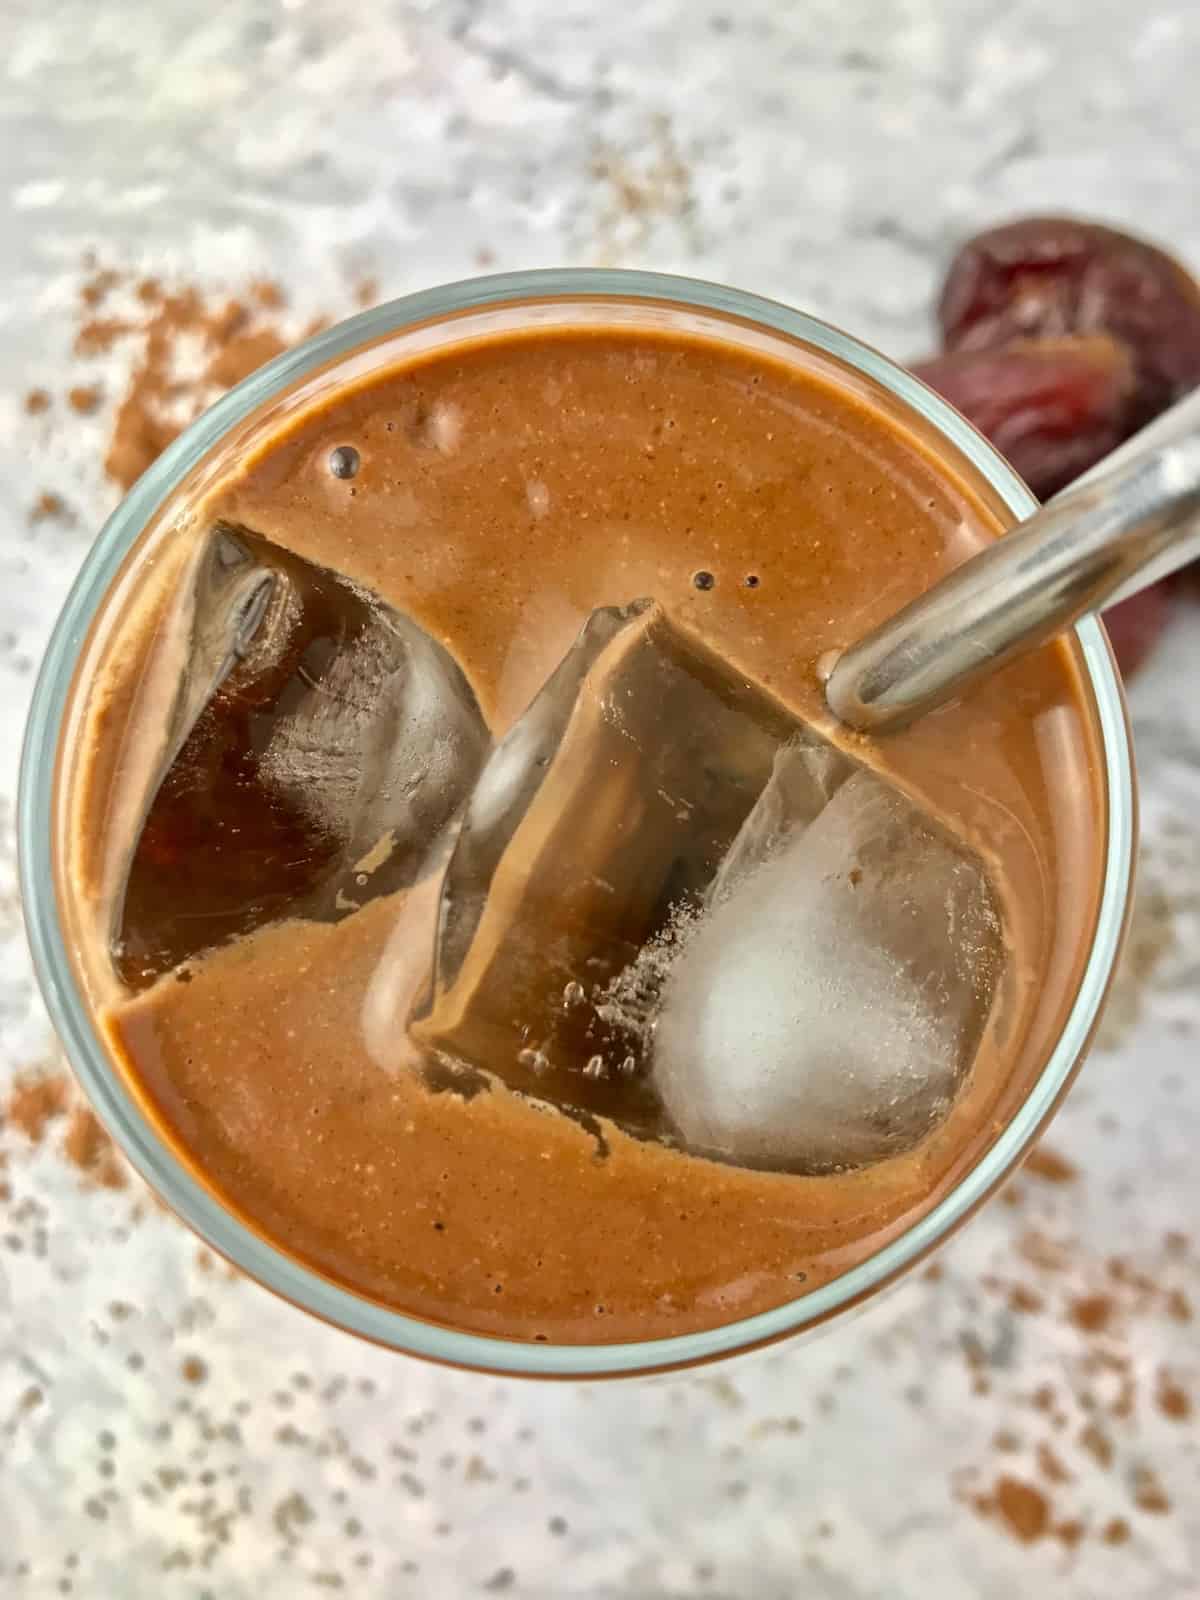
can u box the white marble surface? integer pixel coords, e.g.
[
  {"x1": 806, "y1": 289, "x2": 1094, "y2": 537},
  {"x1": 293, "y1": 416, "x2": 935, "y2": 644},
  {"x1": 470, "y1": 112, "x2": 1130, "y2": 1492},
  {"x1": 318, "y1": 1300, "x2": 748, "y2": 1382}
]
[{"x1": 2, "y1": 2, "x2": 1198, "y2": 1595}]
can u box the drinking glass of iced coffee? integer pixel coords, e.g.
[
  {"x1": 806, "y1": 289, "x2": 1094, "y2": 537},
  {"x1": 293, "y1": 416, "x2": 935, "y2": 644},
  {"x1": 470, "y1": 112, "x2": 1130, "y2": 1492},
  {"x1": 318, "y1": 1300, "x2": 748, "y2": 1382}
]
[{"x1": 20, "y1": 273, "x2": 1134, "y2": 1376}]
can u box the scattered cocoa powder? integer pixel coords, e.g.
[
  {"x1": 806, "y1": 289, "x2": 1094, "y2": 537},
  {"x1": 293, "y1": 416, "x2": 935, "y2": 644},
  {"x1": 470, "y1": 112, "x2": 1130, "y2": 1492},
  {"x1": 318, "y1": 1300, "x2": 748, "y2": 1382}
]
[
  {"x1": 1030, "y1": 1383, "x2": 1058, "y2": 1415},
  {"x1": 1022, "y1": 1145, "x2": 1078, "y2": 1183},
  {"x1": 1101, "y1": 1516, "x2": 1131, "y2": 1545},
  {"x1": 180, "y1": 1356, "x2": 208, "y2": 1385},
  {"x1": 102, "y1": 288, "x2": 205, "y2": 489},
  {"x1": 80, "y1": 268, "x2": 121, "y2": 309},
  {"x1": 1132, "y1": 1465, "x2": 1171, "y2": 1515},
  {"x1": 62, "y1": 1105, "x2": 105, "y2": 1171},
  {"x1": 1110, "y1": 1367, "x2": 1137, "y2": 1422},
  {"x1": 251, "y1": 279, "x2": 286, "y2": 310},
  {"x1": 1053, "y1": 1519, "x2": 1084, "y2": 1549},
  {"x1": 105, "y1": 395, "x2": 179, "y2": 495},
  {"x1": 67, "y1": 384, "x2": 102, "y2": 415},
  {"x1": 1068, "y1": 1293, "x2": 1114, "y2": 1335},
  {"x1": 352, "y1": 277, "x2": 379, "y2": 309},
  {"x1": 1154, "y1": 1371, "x2": 1191, "y2": 1421},
  {"x1": 960, "y1": 1331, "x2": 988, "y2": 1385},
  {"x1": 2, "y1": 1068, "x2": 129, "y2": 1192},
  {"x1": 1035, "y1": 1442, "x2": 1072, "y2": 1484},
  {"x1": 87, "y1": 276, "x2": 308, "y2": 492},
  {"x1": 74, "y1": 318, "x2": 135, "y2": 357},
  {"x1": 1078, "y1": 1421, "x2": 1114, "y2": 1469},
  {"x1": 95, "y1": 1151, "x2": 128, "y2": 1191},
  {"x1": 991, "y1": 1475, "x2": 1050, "y2": 1543},
  {"x1": 204, "y1": 328, "x2": 288, "y2": 390},
  {"x1": 24, "y1": 388, "x2": 51, "y2": 415},
  {"x1": 1008, "y1": 1283, "x2": 1043, "y2": 1315},
  {"x1": 205, "y1": 297, "x2": 249, "y2": 345},
  {"x1": 29, "y1": 491, "x2": 67, "y2": 524},
  {"x1": 62, "y1": 1106, "x2": 127, "y2": 1191},
  {"x1": 4, "y1": 1073, "x2": 69, "y2": 1142},
  {"x1": 1016, "y1": 1230, "x2": 1070, "y2": 1273},
  {"x1": 1107, "y1": 1256, "x2": 1157, "y2": 1294},
  {"x1": 1164, "y1": 1288, "x2": 1192, "y2": 1322}
]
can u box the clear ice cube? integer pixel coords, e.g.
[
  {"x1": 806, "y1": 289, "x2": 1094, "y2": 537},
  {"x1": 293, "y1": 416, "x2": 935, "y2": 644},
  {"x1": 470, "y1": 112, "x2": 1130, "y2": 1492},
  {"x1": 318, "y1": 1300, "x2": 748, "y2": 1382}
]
[
  {"x1": 652, "y1": 753, "x2": 1004, "y2": 1171},
  {"x1": 114, "y1": 523, "x2": 489, "y2": 986},
  {"x1": 409, "y1": 599, "x2": 805, "y2": 1133}
]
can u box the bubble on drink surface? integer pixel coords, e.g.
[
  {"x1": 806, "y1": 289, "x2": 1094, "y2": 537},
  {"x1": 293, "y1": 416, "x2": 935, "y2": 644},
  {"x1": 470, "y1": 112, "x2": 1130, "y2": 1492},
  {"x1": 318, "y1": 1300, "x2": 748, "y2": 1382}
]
[
  {"x1": 328, "y1": 445, "x2": 360, "y2": 479},
  {"x1": 652, "y1": 754, "x2": 1004, "y2": 1172}
]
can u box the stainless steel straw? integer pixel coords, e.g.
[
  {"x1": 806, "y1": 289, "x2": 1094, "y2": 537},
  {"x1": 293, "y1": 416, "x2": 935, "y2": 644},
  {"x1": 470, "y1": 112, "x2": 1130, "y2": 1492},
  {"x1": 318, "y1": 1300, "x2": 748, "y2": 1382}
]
[{"x1": 825, "y1": 387, "x2": 1200, "y2": 733}]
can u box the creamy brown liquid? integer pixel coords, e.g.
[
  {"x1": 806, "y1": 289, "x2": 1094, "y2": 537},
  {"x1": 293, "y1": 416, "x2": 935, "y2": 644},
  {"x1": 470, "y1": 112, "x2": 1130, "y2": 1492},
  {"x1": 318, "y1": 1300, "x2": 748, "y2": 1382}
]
[{"x1": 65, "y1": 325, "x2": 1107, "y2": 1343}]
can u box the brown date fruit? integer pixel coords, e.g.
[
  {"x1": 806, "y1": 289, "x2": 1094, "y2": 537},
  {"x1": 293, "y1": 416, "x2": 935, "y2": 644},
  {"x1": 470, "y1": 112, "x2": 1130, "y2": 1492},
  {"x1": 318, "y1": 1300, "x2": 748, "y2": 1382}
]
[
  {"x1": 910, "y1": 336, "x2": 1136, "y2": 500},
  {"x1": 938, "y1": 217, "x2": 1200, "y2": 427},
  {"x1": 1102, "y1": 583, "x2": 1172, "y2": 679}
]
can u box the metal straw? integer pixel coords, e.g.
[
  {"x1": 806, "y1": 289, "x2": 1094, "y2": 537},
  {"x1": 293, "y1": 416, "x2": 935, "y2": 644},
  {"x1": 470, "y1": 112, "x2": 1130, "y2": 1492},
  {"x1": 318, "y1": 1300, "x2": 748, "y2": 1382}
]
[{"x1": 825, "y1": 387, "x2": 1200, "y2": 733}]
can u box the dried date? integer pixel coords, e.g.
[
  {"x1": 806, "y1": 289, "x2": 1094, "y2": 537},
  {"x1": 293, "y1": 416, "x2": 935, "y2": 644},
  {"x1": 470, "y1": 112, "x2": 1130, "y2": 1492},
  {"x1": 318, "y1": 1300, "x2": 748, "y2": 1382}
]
[
  {"x1": 1102, "y1": 584, "x2": 1172, "y2": 678},
  {"x1": 910, "y1": 336, "x2": 1136, "y2": 500},
  {"x1": 937, "y1": 217, "x2": 1200, "y2": 427}
]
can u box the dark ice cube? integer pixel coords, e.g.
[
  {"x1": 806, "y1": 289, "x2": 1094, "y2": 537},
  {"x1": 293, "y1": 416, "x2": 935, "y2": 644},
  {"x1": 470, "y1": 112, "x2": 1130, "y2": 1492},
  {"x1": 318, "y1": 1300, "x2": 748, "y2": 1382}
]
[
  {"x1": 409, "y1": 599, "x2": 809, "y2": 1134},
  {"x1": 113, "y1": 523, "x2": 488, "y2": 987}
]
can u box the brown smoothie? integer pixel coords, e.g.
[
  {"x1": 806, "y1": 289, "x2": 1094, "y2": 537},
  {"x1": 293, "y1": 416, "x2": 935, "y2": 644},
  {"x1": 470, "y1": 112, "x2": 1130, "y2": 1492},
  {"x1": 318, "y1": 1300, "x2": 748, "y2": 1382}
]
[{"x1": 61, "y1": 322, "x2": 1106, "y2": 1344}]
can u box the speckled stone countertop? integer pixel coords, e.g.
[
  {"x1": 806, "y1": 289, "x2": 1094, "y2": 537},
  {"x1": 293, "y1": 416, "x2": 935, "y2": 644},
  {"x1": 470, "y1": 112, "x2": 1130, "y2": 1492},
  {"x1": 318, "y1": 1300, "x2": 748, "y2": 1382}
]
[{"x1": 1, "y1": 2, "x2": 1198, "y2": 1595}]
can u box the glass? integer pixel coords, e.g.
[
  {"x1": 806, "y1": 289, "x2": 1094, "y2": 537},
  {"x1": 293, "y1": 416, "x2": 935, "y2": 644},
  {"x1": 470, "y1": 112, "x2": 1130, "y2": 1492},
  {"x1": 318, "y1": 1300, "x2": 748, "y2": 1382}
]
[{"x1": 18, "y1": 271, "x2": 1135, "y2": 1377}]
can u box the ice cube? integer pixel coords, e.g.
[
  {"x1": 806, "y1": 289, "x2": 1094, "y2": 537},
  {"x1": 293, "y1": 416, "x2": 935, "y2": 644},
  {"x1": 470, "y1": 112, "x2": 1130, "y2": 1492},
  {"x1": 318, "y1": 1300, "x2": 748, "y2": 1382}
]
[
  {"x1": 709, "y1": 735, "x2": 852, "y2": 904},
  {"x1": 113, "y1": 523, "x2": 488, "y2": 987},
  {"x1": 409, "y1": 600, "x2": 806, "y2": 1133},
  {"x1": 651, "y1": 759, "x2": 1004, "y2": 1172}
]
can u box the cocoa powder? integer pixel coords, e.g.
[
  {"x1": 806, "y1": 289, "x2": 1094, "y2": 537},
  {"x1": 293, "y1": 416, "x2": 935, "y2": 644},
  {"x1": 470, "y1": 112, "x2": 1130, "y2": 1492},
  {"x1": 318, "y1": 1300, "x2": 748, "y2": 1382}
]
[
  {"x1": 2, "y1": 1070, "x2": 126, "y2": 1190},
  {"x1": 1022, "y1": 1145, "x2": 1078, "y2": 1183},
  {"x1": 67, "y1": 384, "x2": 102, "y2": 415},
  {"x1": 1133, "y1": 1465, "x2": 1171, "y2": 1515},
  {"x1": 1078, "y1": 1422, "x2": 1114, "y2": 1469},
  {"x1": 29, "y1": 491, "x2": 67, "y2": 524},
  {"x1": 63, "y1": 1106, "x2": 128, "y2": 1190},
  {"x1": 80, "y1": 268, "x2": 121, "y2": 308},
  {"x1": 74, "y1": 318, "x2": 135, "y2": 358},
  {"x1": 991, "y1": 1476, "x2": 1050, "y2": 1543},
  {"x1": 4, "y1": 1073, "x2": 69, "y2": 1142},
  {"x1": 1069, "y1": 1293, "x2": 1115, "y2": 1335},
  {"x1": 1155, "y1": 1372, "x2": 1191, "y2": 1421},
  {"x1": 81, "y1": 273, "x2": 303, "y2": 492}
]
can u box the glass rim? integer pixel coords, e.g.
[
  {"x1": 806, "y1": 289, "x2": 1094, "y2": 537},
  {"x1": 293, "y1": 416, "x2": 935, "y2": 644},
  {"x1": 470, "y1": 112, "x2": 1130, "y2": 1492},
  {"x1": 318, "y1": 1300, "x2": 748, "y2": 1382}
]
[{"x1": 18, "y1": 268, "x2": 1135, "y2": 1378}]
